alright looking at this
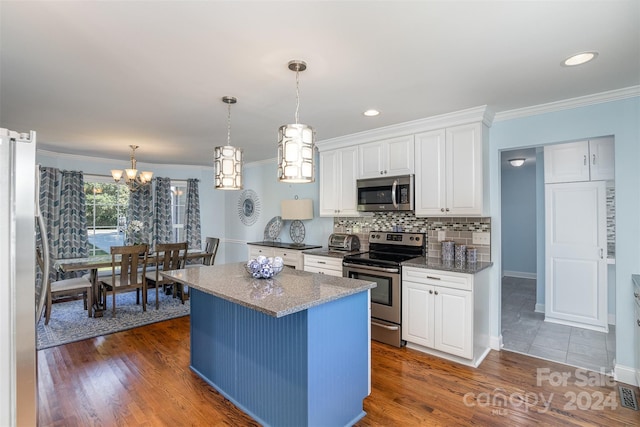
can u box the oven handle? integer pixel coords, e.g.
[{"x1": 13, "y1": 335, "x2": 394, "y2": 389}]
[
  {"x1": 391, "y1": 179, "x2": 398, "y2": 209},
  {"x1": 343, "y1": 262, "x2": 400, "y2": 274},
  {"x1": 371, "y1": 321, "x2": 399, "y2": 331}
]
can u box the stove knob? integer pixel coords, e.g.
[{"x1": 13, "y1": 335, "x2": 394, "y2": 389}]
[
  {"x1": 409, "y1": 236, "x2": 414, "y2": 241},
  {"x1": 415, "y1": 236, "x2": 420, "y2": 242}
]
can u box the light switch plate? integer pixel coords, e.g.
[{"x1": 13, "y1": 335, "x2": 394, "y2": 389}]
[
  {"x1": 472, "y1": 232, "x2": 490, "y2": 245},
  {"x1": 438, "y1": 231, "x2": 446, "y2": 241}
]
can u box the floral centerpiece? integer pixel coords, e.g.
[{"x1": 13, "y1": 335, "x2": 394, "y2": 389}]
[
  {"x1": 246, "y1": 256, "x2": 284, "y2": 279},
  {"x1": 126, "y1": 220, "x2": 145, "y2": 245}
]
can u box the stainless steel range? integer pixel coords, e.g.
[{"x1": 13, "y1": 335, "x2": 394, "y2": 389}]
[{"x1": 342, "y1": 231, "x2": 425, "y2": 347}]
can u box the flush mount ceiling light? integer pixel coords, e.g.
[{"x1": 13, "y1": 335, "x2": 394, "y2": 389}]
[
  {"x1": 509, "y1": 158, "x2": 526, "y2": 167},
  {"x1": 363, "y1": 109, "x2": 380, "y2": 117},
  {"x1": 111, "y1": 145, "x2": 153, "y2": 192},
  {"x1": 214, "y1": 96, "x2": 243, "y2": 190},
  {"x1": 277, "y1": 60, "x2": 315, "y2": 183},
  {"x1": 562, "y1": 51, "x2": 598, "y2": 67}
]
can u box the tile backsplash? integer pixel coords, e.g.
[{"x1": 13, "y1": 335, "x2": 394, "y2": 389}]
[{"x1": 333, "y1": 213, "x2": 492, "y2": 262}]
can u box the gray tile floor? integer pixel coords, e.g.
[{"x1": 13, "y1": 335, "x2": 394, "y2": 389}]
[{"x1": 501, "y1": 276, "x2": 616, "y2": 373}]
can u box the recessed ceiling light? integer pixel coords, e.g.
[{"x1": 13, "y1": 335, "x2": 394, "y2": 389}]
[
  {"x1": 562, "y1": 51, "x2": 598, "y2": 67},
  {"x1": 363, "y1": 109, "x2": 380, "y2": 117}
]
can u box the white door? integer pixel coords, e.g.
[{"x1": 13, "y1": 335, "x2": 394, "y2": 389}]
[
  {"x1": 414, "y1": 129, "x2": 446, "y2": 216},
  {"x1": 544, "y1": 141, "x2": 590, "y2": 183},
  {"x1": 358, "y1": 141, "x2": 384, "y2": 178},
  {"x1": 319, "y1": 150, "x2": 339, "y2": 216},
  {"x1": 337, "y1": 146, "x2": 359, "y2": 216},
  {"x1": 446, "y1": 123, "x2": 483, "y2": 215},
  {"x1": 386, "y1": 135, "x2": 415, "y2": 176},
  {"x1": 589, "y1": 137, "x2": 615, "y2": 181},
  {"x1": 402, "y1": 281, "x2": 435, "y2": 348},
  {"x1": 545, "y1": 181, "x2": 607, "y2": 332},
  {"x1": 434, "y1": 286, "x2": 473, "y2": 359}
]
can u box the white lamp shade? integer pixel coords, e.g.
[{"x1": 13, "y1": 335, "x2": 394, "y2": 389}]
[
  {"x1": 111, "y1": 169, "x2": 124, "y2": 181},
  {"x1": 214, "y1": 145, "x2": 243, "y2": 190},
  {"x1": 277, "y1": 124, "x2": 315, "y2": 183},
  {"x1": 509, "y1": 158, "x2": 525, "y2": 167},
  {"x1": 281, "y1": 199, "x2": 313, "y2": 220}
]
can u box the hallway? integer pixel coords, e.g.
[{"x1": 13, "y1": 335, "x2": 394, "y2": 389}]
[{"x1": 501, "y1": 276, "x2": 616, "y2": 373}]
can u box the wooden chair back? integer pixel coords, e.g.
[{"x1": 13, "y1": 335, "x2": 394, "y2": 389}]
[
  {"x1": 111, "y1": 244, "x2": 149, "y2": 287},
  {"x1": 202, "y1": 237, "x2": 220, "y2": 266},
  {"x1": 155, "y1": 242, "x2": 188, "y2": 272}
]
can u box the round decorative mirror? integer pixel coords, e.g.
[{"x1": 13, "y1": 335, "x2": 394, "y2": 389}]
[{"x1": 237, "y1": 189, "x2": 261, "y2": 226}]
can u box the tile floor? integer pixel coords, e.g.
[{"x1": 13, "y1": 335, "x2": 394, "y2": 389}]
[{"x1": 501, "y1": 276, "x2": 616, "y2": 373}]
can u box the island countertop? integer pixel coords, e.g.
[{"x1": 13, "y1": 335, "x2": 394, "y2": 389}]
[{"x1": 161, "y1": 262, "x2": 376, "y2": 318}]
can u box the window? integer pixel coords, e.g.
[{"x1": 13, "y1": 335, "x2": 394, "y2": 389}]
[
  {"x1": 171, "y1": 181, "x2": 187, "y2": 243},
  {"x1": 84, "y1": 176, "x2": 130, "y2": 256}
]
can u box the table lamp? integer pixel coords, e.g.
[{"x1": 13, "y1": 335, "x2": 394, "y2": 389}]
[{"x1": 281, "y1": 198, "x2": 313, "y2": 246}]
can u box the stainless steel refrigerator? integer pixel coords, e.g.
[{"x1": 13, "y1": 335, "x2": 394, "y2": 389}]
[{"x1": 0, "y1": 128, "x2": 38, "y2": 426}]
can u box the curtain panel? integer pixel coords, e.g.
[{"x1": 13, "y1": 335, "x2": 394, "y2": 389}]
[
  {"x1": 184, "y1": 178, "x2": 202, "y2": 249},
  {"x1": 153, "y1": 177, "x2": 173, "y2": 246},
  {"x1": 126, "y1": 184, "x2": 153, "y2": 246},
  {"x1": 38, "y1": 167, "x2": 89, "y2": 280}
]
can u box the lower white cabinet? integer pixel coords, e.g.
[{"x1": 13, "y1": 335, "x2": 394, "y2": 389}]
[
  {"x1": 303, "y1": 254, "x2": 343, "y2": 277},
  {"x1": 248, "y1": 245, "x2": 305, "y2": 270},
  {"x1": 402, "y1": 266, "x2": 491, "y2": 367}
]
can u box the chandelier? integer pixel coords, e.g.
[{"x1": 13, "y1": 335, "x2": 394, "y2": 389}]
[
  {"x1": 110, "y1": 145, "x2": 153, "y2": 192},
  {"x1": 214, "y1": 96, "x2": 243, "y2": 190},
  {"x1": 277, "y1": 60, "x2": 315, "y2": 183}
]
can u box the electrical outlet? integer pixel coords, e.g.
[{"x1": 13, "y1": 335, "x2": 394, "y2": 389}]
[
  {"x1": 438, "y1": 231, "x2": 446, "y2": 241},
  {"x1": 472, "y1": 232, "x2": 490, "y2": 245}
]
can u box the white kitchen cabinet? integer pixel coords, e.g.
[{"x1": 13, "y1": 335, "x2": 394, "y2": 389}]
[
  {"x1": 544, "y1": 137, "x2": 614, "y2": 183},
  {"x1": 247, "y1": 245, "x2": 305, "y2": 270},
  {"x1": 358, "y1": 135, "x2": 414, "y2": 178},
  {"x1": 545, "y1": 181, "x2": 608, "y2": 332},
  {"x1": 319, "y1": 146, "x2": 360, "y2": 217},
  {"x1": 402, "y1": 266, "x2": 490, "y2": 367},
  {"x1": 303, "y1": 254, "x2": 343, "y2": 277},
  {"x1": 414, "y1": 123, "x2": 484, "y2": 216}
]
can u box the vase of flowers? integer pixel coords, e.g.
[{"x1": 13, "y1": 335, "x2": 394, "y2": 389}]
[{"x1": 126, "y1": 220, "x2": 145, "y2": 245}]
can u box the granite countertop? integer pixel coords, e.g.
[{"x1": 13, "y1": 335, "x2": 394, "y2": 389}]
[
  {"x1": 302, "y1": 248, "x2": 363, "y2": 259},
  {"x1": 402, "y1": 257, "x2": 493, "y2": 274},
  {"x1": 248, "y1": 241, "x2": 322, "y2": 250},
  {"x1": 160, "y1": 262, "x2": 376, "y2": 318}
]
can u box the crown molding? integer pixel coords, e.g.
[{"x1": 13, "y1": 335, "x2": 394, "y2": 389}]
[
  {"x1": 316, "y1": 105, "x2": 493, "y2": 151},
  {"x1": 494, "y1": 86, "x2": 640, "y2": 122}
]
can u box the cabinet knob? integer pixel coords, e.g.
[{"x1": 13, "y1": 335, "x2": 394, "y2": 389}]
[
  {"x1": 634, "y1": 292, "x2": 639, "y2": 298},
  {"x1": 445, "y1": 208, "x2": 450, "y2": 212},
  {"x1": 637, "y1": 319, "x2": 640, "y2": 327},
  {"x1": 380, "y1": 171, "x2": 384, "y2": 175},
  {"x1": 429, "y1": 290, "x2": 433, "y2": 294},
  {"x1": 434, "y1": 290, "x2": 439, "y2": 295},
  {"x1": 440, "y1": 208, "x2": 445, "y2": 212}
]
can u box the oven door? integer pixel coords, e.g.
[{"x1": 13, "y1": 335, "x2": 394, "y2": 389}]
[{"x1": 343, "y1": 263, "x2": 400, "y2": 324}]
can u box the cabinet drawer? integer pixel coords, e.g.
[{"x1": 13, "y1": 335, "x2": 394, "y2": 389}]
[
  {"x1": 304, "y1": 255, "x2": 343, "y2": 270},
  {"x1": 403, "y1": 267, "x2": 472, "y2": 291},
  {"x1": 249, "y1": 247, "x2": 274, "y2": 259},
  {"x1": 304, "y1": 266, "x2": 343, "y2": 277},
  {"x1": 273, "y1": 249, "x2": 300, "y2": 264}
]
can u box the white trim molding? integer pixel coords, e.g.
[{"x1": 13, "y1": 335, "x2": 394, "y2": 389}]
[
  {"x1": 614, "y1": 363, "x2": 639, "y2": 387},
  {"x1": 494, "y1": 86, "x2": 640, "y2": 122},
  {"x1": 490, "y1": 334, "x2": 502, "y2": 351}
]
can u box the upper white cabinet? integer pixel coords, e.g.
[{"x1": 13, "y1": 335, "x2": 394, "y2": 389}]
[
  {"x1": 414, "y1": 123, "x2": 484, "y2": 216},
  {"x1": 358, "y1": 135, "x2": 414, "y2": 178},
  {"x1": 544, "y1": 137, "x2": 614, "y2": 183},
  {"x1": 319, "y1": 146, "x2": 360, "y2": 217}
]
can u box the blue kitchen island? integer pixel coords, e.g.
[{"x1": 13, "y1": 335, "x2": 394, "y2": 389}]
[{"x1": 161, "y1": 263, "x2": 375, "y2": 427}]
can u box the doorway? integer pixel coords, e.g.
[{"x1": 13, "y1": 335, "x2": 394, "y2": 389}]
[{"x1": 500, "y1": 145, "x2": 616, "y2": 373}]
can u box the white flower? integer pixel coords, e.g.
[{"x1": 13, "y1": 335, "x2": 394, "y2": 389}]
[{"x1": 127, "y1": 220, "x2": 144, "y2": 235}]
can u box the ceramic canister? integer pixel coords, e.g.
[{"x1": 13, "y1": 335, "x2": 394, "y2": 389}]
[
  {"x1": 455, "y1": 244, "x2": 467, "y2": 263},
  {"x1": 467, "y1": 246, "x2": 478, "y2": 264},
  {"x1": 441, "y1": 241, "x2": 455, "y2": 261}
]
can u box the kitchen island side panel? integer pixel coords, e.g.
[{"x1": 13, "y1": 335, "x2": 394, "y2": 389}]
[{"x1": 189, "y1": 288, "x2": 369, "y2": 427}]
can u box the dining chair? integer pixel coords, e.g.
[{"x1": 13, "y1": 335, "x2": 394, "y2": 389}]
[
  {"x1": 186, "y1": 237, "x2": 219, "y2": 269},
  {"x1": 36, "y1": 247, "x2": 93, "y2": 325},
  {"x1": 146, "y1": 242, "x2": 188, "y2": 309},
  {"x1": 100, "y1": 244, "x2": 149, "y2": 316}
]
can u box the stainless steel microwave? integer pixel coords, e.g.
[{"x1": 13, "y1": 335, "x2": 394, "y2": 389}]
[{"x1": 356, "y1": 175, "x2": 414, "y2": 212}]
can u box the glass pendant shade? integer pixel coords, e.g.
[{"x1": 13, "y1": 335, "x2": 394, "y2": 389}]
[
  {"x1": 277, "y1": 123, "x2": 315, "y2": 183},
  {"x1": 214, "y1": 145, "x2": 243, "y2": 190}
]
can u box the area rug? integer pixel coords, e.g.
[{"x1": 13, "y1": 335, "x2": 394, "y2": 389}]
[{"x1": 36, "y1": 291, "x2": 189, "y2": 350}]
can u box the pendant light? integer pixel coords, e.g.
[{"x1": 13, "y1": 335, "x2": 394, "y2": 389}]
[
  {"x1": 214, "y1": 96, "x2": 243, "y2": 190},
  {"x1": 277, "y1": 60, "x2": 315, "y2": 183}
]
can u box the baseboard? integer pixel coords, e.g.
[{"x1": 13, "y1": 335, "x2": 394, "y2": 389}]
[
  {"x1": 608, "y1": 313, "x2": 616, "y2": 326},
  {"x1": 535, "y1": 303, "x2": 545, "y2": 314},
  {"x1": 614, "y1": 364, "x2": 639, "y2": 387},
  {"x1": 490, "y1": 334, "x2": 502, "y2": 351},
  {"x1": 503, "y1": 271, "x2": 537, "y2": 280}
]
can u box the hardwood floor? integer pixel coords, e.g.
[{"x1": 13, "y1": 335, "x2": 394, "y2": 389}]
[{"x1": 38, "y1": 316, "x2": 639, "y2": 426}]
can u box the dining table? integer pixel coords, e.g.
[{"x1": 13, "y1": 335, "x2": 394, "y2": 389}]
[{"x1": 54, "y1": 249, "x2": 206, "y2": 317}]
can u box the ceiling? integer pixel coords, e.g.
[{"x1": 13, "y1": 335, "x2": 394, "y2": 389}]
[{"x1": 1, "y1": 1, "x2": 638, "y2": 166}]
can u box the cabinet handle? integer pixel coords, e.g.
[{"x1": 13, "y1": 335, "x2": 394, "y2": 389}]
[
  {"x1": 600, "y1": 248, "x2": 604, "y2": 259},
  {"x1": 318, "y1": 261, "x2": 326, "y2": 264},
  {"x1": 445, "y1": 208, "x2": 450, "y2": 212},
  {"x1": 592, "y1": 154, "x2": 596, "y2": 165},
  {"x1": 380, "y1": 171, "x2": 384, "y2": 175},
  {"x1": 440, "y1": 208, "x2": 445, "y2": 212},
  {"x1": 637, "y1": 319, "x2": 640, "y2": 327},
  {"x1": 426, "y1": 276, "x2": 440, "y2": 280},
  {"x1": 371, "y1": 321, "x2": 399, "y2": 331},
  {"x1": 429, "y1": 290, "x2": 433, "y2": 294},
  {"x1": 434, "y1": 290, "x2": 439, "y2": 295},
  {"x1": 583, "y1": 155, "x2": 587, "y2": 165},
  {"x1": 634, "y1": 292, "x2": 639, "y2": 298}
]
